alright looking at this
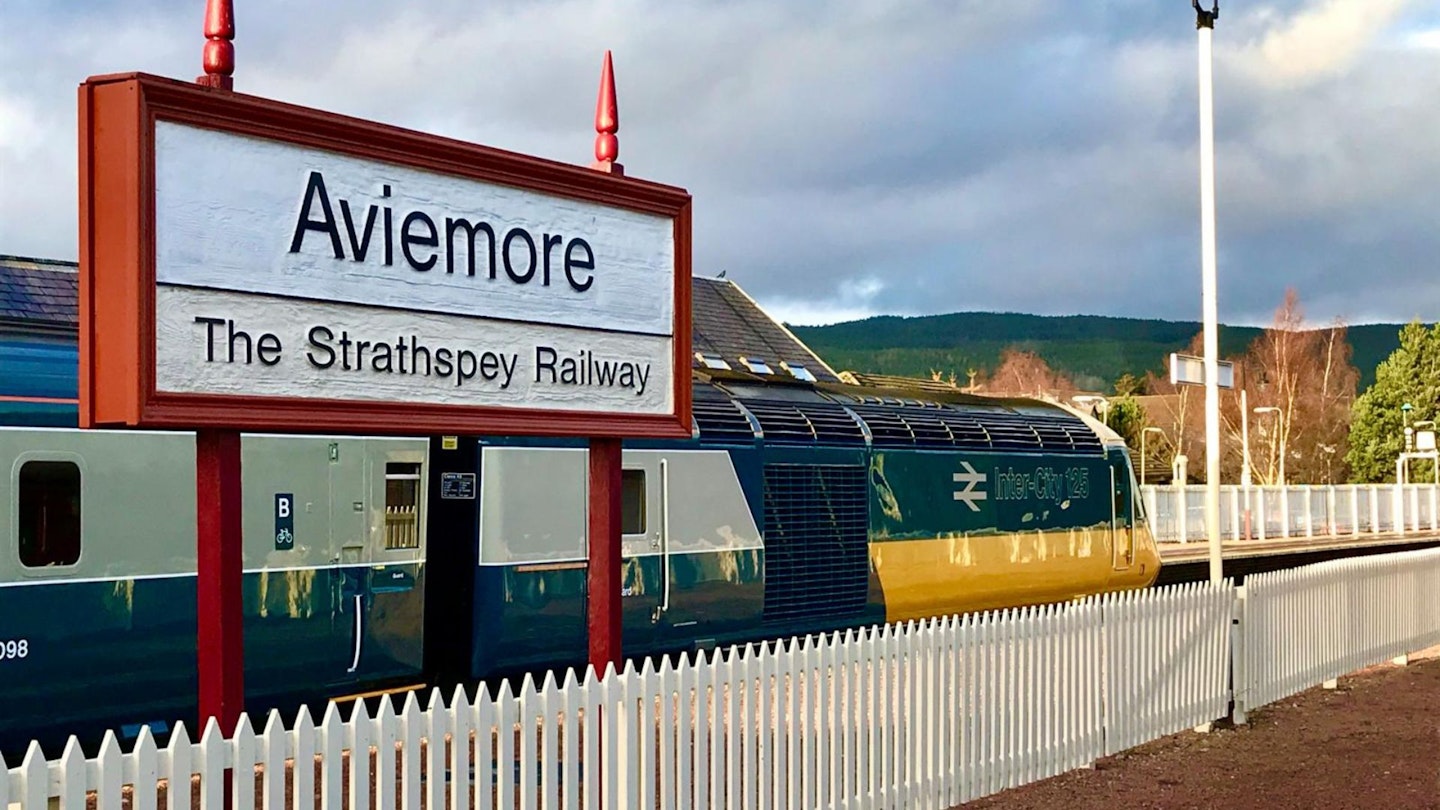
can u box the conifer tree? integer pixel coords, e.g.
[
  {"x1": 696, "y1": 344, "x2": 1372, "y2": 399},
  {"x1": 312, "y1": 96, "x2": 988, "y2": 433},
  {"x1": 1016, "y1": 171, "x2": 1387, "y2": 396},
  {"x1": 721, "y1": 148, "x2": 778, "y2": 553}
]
[{"x1": 1346, "y1": 321, "x2": 1440, "y2": 483}]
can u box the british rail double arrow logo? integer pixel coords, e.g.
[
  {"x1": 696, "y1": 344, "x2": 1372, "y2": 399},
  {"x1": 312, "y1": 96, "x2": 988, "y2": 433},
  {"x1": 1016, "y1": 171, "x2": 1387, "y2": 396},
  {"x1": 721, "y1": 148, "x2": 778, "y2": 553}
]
[{"x1": 952, "y1": 461, "x2": 988, "y2": 512}]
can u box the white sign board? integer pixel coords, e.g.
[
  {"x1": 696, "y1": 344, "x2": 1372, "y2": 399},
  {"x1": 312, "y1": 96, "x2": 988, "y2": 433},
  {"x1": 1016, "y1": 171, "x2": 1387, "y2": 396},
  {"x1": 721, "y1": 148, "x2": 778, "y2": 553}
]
[
  {"x1": 80, "y1": 76, "x2": 691, "y2": 437},
  {"x1": 150, "y1": 120, "x2": 676, "y2": 416},
  {"x1": 1169, "y1": 353, "x2": 1234, "y2": 389}
]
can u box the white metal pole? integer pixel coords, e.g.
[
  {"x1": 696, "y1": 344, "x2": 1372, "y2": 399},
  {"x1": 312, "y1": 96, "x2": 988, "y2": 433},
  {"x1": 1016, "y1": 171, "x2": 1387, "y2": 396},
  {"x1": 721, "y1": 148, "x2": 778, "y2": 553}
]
[
  {"x1": 1142, "y1": 430, "x2": 1148, "y2": 486},
  {"x1": 1278, "y1": 409, "x2": 1287, "y2": 486},
  {"x1": 1196, "y1": 4, "x2": 1222, "y2": 585},
  {"x1": 1240, "y1": 390, "x2": 1250, "y2": 487},
  {"x1": 1241, "y1": 388, "x2": 1251, "y2": 539}
]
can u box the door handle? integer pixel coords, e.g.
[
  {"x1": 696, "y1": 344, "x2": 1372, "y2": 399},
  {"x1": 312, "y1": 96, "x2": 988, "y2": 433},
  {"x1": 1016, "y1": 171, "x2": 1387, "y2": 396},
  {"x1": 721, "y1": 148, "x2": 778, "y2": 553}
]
[
  {"x1": 346, "y1": 594, "x2": 364, "y2": 673},
  {"x1": 659, "y1": 458, "x2": 671, "y2": 615}
]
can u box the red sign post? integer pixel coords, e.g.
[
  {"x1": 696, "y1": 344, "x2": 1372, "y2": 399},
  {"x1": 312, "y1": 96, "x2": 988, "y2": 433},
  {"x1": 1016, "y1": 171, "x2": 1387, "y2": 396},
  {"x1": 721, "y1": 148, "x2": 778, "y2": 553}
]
[
  {"x1": 587, "y1": 49, "x2": 626, "y2": 674},
  {"x1": 76, "y1": 1, "x2": 691, "y2": 753}
]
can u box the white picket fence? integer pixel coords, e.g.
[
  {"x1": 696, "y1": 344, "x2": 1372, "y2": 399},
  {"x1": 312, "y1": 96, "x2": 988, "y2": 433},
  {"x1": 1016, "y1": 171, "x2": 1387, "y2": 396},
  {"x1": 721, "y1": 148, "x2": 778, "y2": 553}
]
[
  {"x1": 1098, "y1": 584, "x2": 1232, "y2": 755},
  {"x1": 1143, "y1": 483, "x2": 1440, "y2": 543},
  {"x1": 1235, "y1": 545, "x2": 1440, "y2": 718},
  {"x1": 9, "y1": 547, "x2": 1440, "y2": 810}
]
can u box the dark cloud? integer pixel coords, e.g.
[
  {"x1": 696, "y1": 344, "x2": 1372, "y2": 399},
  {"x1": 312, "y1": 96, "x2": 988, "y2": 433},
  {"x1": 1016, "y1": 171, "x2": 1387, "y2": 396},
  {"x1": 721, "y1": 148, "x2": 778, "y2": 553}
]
[{"x1": 1, "y1": 0, "x2": 1435, "y2": 330}]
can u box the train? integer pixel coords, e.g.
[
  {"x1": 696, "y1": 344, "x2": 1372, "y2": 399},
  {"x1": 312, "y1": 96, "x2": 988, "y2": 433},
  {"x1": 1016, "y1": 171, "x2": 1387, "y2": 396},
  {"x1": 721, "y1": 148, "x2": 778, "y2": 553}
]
[{"x1": 0, "y1": 372, "x2": 1160, "y2": 757}]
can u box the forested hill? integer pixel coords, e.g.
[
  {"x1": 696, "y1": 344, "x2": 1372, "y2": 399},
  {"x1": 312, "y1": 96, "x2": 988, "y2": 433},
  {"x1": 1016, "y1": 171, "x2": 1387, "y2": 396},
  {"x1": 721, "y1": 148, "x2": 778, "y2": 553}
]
[{"x1": 789, "y1": 312, "x2": 1410, "y2": 394}]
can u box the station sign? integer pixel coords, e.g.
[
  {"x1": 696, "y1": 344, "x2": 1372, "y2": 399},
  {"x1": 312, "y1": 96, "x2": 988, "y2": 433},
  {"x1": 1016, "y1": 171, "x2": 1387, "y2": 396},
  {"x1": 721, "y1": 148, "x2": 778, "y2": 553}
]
[
  {"x1": 1169, "y1": 353, "x2": 1233, "y2": 389},
  {"x1": 78, "y1": 73, "x2": 692, "y2": 438}
]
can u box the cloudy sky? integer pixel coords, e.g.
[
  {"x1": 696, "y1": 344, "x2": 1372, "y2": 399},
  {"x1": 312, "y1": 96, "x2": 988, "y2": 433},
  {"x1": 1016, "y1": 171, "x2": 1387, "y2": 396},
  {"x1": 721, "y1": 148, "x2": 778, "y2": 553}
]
[{"x1": 2, "y1": 0, "x2": 1438, "y2": 327}]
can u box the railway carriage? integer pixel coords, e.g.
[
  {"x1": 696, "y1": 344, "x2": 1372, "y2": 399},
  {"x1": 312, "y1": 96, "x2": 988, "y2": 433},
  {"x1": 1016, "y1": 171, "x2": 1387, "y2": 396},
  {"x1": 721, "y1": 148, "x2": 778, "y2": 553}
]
[
  {"x1": 0, "y1": 376, "x2": 1159, "y2": 757},
  {"x1": 0, "y1": 430, "x2": 428, "y2": 756}
]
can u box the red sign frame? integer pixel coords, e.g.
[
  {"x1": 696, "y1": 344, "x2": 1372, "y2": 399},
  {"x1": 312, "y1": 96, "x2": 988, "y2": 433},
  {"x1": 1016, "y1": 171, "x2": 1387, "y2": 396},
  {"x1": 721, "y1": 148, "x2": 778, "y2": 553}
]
[{"x1": 78, "y1": 72, "x2": 693, "y2": 439}]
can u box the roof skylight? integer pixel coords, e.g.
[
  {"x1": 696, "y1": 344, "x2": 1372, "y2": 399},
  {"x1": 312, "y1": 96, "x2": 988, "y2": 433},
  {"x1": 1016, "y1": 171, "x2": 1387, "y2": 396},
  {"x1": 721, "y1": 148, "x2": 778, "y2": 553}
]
[
  {"x1": 694, "y1": 352, "x2": 732, "y2": 371},
  {"x1": 739, "y1": 356, "x2": 773, "y2": 375},
  {"x1": 782, "y1": 361, "x2": 818, "y2": 382}
]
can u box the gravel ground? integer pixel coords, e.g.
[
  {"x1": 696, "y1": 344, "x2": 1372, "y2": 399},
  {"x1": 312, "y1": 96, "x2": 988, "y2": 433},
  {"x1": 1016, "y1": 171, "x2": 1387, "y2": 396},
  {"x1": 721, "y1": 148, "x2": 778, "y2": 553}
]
[{"x1": 957, "y1": 649, "x2": 1440, "y2": 809}]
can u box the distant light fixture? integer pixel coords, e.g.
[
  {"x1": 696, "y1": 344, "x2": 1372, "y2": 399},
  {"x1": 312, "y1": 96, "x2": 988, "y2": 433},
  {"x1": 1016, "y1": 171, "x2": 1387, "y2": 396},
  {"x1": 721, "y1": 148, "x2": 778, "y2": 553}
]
[
  {"x1": 781, "y1": 361, "x2": 817, "y2": 382},
  {"x1": 694, "y1": 352, "x2": 732, "y2": 371},
  {"x1": 739, "y1": 356, "x2": 773, "y2": 375}
]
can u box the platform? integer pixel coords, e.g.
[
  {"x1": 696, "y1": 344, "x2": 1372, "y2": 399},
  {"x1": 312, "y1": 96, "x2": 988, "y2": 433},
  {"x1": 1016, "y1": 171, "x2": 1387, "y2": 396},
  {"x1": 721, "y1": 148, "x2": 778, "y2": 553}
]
[
  {"x1": 1152, "y1": 532, "x2": 1440, "y2": 586},
  {"x1": 1158, "y1": 531, "x2": 1440, "y2": 563}
]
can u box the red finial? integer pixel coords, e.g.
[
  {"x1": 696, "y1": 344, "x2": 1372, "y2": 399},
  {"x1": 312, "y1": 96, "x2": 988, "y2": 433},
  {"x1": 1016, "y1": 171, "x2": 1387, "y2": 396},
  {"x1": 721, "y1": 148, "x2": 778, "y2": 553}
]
[
  {"x1": 590, "y1": 50, "x2": 623, "y2": 175},
  {"x1": 196, "y1": 0, "x2": 235, "y2": 90}
]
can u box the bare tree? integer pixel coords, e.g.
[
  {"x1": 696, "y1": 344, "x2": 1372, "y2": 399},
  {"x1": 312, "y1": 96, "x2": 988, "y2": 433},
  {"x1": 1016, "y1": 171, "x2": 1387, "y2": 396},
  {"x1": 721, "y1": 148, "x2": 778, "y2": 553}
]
[
  {"x1": 1239, "y1": 289, "x2": 1358, "y2": 485},
  {"x1": 982, "y1": 347, "x2": 1078, "y2": 399}
]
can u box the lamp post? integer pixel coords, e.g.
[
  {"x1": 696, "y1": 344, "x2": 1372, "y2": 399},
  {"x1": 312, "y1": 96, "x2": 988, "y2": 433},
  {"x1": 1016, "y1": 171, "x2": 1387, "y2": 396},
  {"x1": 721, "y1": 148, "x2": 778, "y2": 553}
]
[
  {"x1": 1254, "y1": 406, "x2": 1282, "y2": 485},
  {"x1": 1193, "y1": 0, "x2": 1222, "y2": 585},
  {"x1": 1240, "y1": 388, "x2": 1253, "y2": 538},
  {"x1": 1141, "y1": 426, "x2": 1166, "y2": 486},
  {"x1": 1240, "y1": 389, "x2": 1251, "y2": 487}
]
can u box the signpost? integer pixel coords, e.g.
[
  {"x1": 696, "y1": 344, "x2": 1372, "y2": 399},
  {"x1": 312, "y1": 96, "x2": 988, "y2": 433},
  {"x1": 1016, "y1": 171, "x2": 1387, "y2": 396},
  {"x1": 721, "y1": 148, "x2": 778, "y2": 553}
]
[
  {"x1": 1170, "y1": 345, "x2": 1230, "y2": 582},
  {"x1": 1169, "y1": 352, "x2": 1233, "y2": 389},
  {"x1": 76, "y1": 6, "x2": 691, "y2": 748}
]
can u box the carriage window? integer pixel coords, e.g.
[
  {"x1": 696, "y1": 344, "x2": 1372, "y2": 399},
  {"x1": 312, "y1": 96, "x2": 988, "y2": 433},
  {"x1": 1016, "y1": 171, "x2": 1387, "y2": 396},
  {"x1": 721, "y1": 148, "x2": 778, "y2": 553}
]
[
  {"x1": 384, "y1": 462, "x2": 421, "y2": 550},
  {"x1": 622, "y1": 470, "x2": 646, "y2": 535},
  {"x1": 19, "y1": 460, "x2": 82, "y2": 567}
]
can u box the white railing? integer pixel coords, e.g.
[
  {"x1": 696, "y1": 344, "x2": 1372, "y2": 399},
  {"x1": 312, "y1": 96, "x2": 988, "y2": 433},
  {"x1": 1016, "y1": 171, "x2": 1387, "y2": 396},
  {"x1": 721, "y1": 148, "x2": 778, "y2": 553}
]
[
  {"x1": 1142, "y1": 483, "x2": 1440, "y2": 543},
  {"x1": 1235, "y1": 546, "x2": 1440, "y2": 720},
  {"x1": 12, "y1": 547, "x2": 1440, "y2": 810}
]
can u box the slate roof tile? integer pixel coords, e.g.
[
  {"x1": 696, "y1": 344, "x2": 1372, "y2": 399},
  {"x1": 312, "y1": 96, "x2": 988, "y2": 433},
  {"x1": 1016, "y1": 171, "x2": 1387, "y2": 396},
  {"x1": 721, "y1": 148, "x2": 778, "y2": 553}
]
[{"x1": 0, "y1": 255, "x2": 78, "y2": 327}]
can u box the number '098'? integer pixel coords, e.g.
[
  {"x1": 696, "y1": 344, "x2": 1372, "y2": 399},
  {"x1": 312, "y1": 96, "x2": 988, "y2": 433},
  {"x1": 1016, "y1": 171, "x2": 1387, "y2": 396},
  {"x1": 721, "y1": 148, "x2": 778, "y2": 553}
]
[{"x1": 1, "y1": 639, "x2": 28, "y2": 659}]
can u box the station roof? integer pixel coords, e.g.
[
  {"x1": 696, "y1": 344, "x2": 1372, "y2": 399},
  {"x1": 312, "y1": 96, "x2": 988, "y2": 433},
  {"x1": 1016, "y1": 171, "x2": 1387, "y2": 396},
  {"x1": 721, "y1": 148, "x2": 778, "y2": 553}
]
[
  {"x1": 690, "y1": 276, "x2": 841, "y2": 384},
  {"x1": 0, "y1": 255, "x2": 78, "y2": 330}
]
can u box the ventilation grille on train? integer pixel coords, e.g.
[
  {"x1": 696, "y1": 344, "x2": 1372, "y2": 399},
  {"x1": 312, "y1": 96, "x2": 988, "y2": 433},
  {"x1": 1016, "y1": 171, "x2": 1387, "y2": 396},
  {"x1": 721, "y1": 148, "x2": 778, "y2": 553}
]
[
  {"x1": 762, "y1": 464, "x2": 870, "y2": 625},
  {"x1": 846, "y1": 404, "x2": 1102, "y2": 454},
  {"x1": 741, "y1": 400, "x2": 867, "y2": 446},
  {"x1": 692, "y1": 398, "x2": 757, "y2": 444}
]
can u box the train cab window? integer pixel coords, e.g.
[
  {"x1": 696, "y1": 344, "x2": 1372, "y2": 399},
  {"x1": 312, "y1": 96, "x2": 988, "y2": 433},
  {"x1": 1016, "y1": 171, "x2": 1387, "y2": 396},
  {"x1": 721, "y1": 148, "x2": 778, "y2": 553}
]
[
  {"x1": 384, "y1": 462, "x2": 422, "y2": 550},
  {"x1": 1113, "y1": 481, "x2": 1128, "y2": 527},
  {"x1": 622, "y1": 469, "x2": 646, "y2": 535},
  {"x1": 18, "y1": 460, "x2": 81, "y2": 567}
]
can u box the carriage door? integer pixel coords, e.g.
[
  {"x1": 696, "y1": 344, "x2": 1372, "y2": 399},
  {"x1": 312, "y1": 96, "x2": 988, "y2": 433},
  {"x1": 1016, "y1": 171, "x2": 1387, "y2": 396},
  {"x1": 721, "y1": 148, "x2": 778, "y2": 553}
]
[
  {"x1": 334, "y1": 441, "x2": 427, "y2": 682},
  {"x1": 1109, "y1": 454, "x2": 1134, "y2": 570},
  {"x1": 361, "y1": 443, "x2": 428, "y2": 680}
]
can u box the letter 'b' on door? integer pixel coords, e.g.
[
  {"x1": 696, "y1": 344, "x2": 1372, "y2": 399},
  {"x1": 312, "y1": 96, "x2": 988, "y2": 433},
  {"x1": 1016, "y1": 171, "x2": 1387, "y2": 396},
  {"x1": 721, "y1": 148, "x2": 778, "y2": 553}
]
[{"x1": 275, "y1": 493, "x2": 295, "y2": 550}]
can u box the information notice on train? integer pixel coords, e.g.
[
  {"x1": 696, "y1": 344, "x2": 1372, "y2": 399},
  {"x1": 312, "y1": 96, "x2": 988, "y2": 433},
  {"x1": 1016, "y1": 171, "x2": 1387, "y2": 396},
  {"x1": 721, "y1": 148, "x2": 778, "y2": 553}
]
[{"x1": 440, "y1": 472, "x2": 476, "y2": 500}]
